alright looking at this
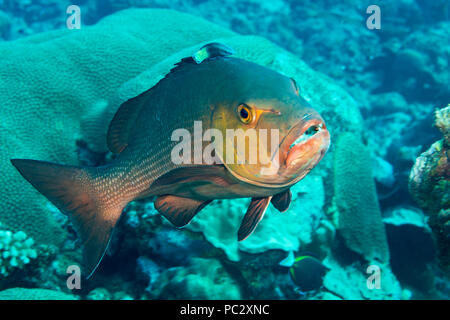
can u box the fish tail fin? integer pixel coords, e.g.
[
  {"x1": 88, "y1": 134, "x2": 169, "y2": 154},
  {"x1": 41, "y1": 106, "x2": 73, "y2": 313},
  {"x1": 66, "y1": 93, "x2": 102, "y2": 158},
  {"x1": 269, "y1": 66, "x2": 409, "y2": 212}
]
[{"x1": 11, "y1": 159, "x2": 126, "y2": 278}]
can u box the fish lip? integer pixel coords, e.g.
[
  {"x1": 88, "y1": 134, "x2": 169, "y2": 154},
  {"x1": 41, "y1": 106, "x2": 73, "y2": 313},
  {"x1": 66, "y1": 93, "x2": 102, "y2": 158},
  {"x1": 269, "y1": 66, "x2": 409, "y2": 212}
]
[
  {"x1": 285, "y1": 129, "x2": 330, "y2": 169},
  {"x1": 281, "y1": 119, "x2": 328, "y2": 165}
]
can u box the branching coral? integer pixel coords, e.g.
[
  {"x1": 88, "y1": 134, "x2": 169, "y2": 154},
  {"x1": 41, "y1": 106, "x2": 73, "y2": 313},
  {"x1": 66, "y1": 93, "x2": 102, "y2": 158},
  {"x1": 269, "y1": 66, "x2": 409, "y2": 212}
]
[{"x1": 0, "y1": 223, "x2": 37, "y2": 277}]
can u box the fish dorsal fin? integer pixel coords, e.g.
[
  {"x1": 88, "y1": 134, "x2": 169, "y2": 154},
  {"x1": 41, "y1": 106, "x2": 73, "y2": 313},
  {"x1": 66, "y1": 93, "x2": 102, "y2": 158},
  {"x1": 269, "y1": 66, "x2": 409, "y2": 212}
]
[
  {"x1": 165, "y1": 42, "x2": 235, "y2": 76},
  {"x1": 154, "y1": 195, "x2": 212, "y2": 227},
  {"x1": 191, "y1": 42, "x2": 235, "y2": 64},
  {"x1": 107, "y1": 43, "x2": 234, "y2": 154},
  {"x1": 107, "y1": 94, "x2": 147, "y2": 153},
  {"x1": 169, "y1": 42, "x2": 235, "y2": 71},
  {"x1": 238, "y1": 196, "x2": 272, "y2": 241},
  {"x1": 271, "y1": 189, "x2": 292, "y2": 212}
]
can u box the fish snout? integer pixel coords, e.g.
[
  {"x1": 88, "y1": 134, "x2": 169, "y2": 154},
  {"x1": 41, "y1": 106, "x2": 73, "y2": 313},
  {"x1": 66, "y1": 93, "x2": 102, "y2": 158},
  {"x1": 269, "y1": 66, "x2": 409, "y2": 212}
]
[{"x1": 282, "y1": 114, "x2": 330, "y2": 174}]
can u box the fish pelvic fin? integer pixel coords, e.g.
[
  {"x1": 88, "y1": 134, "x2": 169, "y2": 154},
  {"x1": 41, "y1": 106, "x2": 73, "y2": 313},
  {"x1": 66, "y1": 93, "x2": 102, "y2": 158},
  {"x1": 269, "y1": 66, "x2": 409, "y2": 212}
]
[
  {"x1": 107, "y1": 94, "x2": 145, "y2": 154},
  {"x1": 11, "y1": 159, "x2": 126, "y2": 279},
  {"x1": 154, "y1": 195, "x2": 212, "y2": 227},
  {"x1": 238, "y1": 196, "x2": 272, "y2": 241}
]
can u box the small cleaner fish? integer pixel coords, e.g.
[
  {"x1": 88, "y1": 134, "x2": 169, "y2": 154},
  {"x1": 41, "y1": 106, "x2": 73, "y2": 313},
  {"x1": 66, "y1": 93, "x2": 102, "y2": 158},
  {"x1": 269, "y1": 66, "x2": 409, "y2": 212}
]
[{"x1": 11, "y1": 43, "x2": 330, "y2": 277}]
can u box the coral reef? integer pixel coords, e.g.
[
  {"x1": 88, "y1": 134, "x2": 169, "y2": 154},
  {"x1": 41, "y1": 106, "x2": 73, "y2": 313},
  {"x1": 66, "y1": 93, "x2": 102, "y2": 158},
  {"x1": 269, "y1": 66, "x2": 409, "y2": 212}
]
[
  {"x1": 332, "y1": 132, "x2": 390, "y2": 263},
  {"x1": 86, "y1": 287, "x2": 113, "y2": 300},
  {"x1": 0, "y1": 221, "x2": 65, "y2": 294},
  {"x1": 0, "y1": 287, "x2": 77, "y2": 300},
  {"x1": 150, "y1": 258, "x2": 242, "y2": 299},
  {"x1": 409, "y1": 104, "x2": 450, "y2": 273},
  {"x1": 435, "y1": 105, "x2": 450, "y2": 145},
  {"x1": 394, "y1": 25, "x2": 450, "y2": 105},
  {"x1": 136, "y1": 256, "x2": 162, "y2": 293},
  {"x1": 185, "y1": 174, "x2": 325, "y2": 261},
  {"x1": 0, "y1": 10, "x2": 11, "y2": 39},
  {"x1": 0, "y1": 223, "x2": 37, "y2": 278},
  {"x1": 0, "y1": 0, "x2": 447, "y2": 300},
  {"x1": 321, "y1": 255, "x2": 402, "y2": 300}
]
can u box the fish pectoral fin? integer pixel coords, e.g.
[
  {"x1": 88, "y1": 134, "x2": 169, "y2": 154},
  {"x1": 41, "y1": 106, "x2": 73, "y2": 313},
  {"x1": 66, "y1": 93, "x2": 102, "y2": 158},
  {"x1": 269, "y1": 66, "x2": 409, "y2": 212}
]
[
  {"x1": 154, "y1": 195, "x2": 212, "y2": 227},
  {"x1": 150, "y1": 165, "x2": 231, "y2": 191},
  {"x1": 107, "y1": 93, "x2": 146, "y2": 154},
  {"x1": 271, "y1": 189, "x2": 292, "y2": 212},
  {"x1": 238, "y1": 196, "x2": 272, "y2": 241}
]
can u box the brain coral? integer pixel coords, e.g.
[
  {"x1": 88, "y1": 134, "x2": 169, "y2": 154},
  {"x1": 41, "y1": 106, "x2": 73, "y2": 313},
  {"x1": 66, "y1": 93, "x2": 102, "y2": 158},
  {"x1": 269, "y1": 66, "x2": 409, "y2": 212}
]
[
  {"x1": 0, "y1": 287, "x2": 77, "y2": 300},
  {"x1": 332, "y1": 132, "x2": 390, "y2": 263},
  {"x1": 0, "y1": 8, "x2": 362, "y2": 249}
]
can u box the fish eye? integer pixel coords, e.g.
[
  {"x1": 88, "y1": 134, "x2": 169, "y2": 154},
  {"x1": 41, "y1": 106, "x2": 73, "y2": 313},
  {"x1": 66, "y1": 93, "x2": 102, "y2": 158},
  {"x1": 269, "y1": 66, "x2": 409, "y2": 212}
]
[{"x1": 237, "y1": 104, "x2": 254, "y2": 124}]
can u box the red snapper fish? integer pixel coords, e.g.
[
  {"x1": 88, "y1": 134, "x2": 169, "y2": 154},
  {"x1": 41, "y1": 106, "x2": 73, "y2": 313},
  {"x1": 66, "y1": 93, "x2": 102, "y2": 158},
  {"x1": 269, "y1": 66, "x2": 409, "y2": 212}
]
[{"x1": 12, "y1": 43, "x2": 330, "y2": 277}]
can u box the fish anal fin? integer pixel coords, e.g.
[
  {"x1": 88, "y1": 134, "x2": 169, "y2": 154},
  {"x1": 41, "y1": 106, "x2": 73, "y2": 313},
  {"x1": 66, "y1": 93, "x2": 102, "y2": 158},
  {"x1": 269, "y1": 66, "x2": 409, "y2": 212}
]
[
  {"x1": 10, "y1": 159, "x2": 126, "y2": 278},
  {"x1": 154, "y1": 195, "x2": 211, "y2": 227},
  {"x1": 238, "y1": 196, "x2": 272, "y2": 241},
  {"x1": 271, "y1": 189, "x2": 292, "y2": 212}
]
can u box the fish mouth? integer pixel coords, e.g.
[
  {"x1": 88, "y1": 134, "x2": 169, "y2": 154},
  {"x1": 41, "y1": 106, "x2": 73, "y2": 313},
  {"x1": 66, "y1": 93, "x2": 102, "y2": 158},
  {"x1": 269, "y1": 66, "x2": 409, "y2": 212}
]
[
  {"x1": 281, "y1": 118, "x2": 330, "y2": 176},
  {"x1": 213, "y1": 116, "x2": 330, "y2": 189}
]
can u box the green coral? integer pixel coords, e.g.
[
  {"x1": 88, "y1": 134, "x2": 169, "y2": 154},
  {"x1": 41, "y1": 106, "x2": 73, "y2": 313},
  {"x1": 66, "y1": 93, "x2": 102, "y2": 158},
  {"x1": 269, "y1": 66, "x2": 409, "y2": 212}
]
[
  {"x1": 0, "y1": 287, "x2": 77, "y2": 300},
  {"x1": 0, "y1": 223, "x2": 37, "y2": 277},
  {"x1": 332, "y1": 132, "x2": 390, "y2": 263}
]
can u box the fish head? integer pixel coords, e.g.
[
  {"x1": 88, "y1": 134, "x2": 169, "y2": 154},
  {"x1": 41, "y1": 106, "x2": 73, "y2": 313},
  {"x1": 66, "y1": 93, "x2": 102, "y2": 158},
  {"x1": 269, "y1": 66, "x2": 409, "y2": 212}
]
[{"x1": 210, "y1": 61, "x2": 330, "y2": 188}]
